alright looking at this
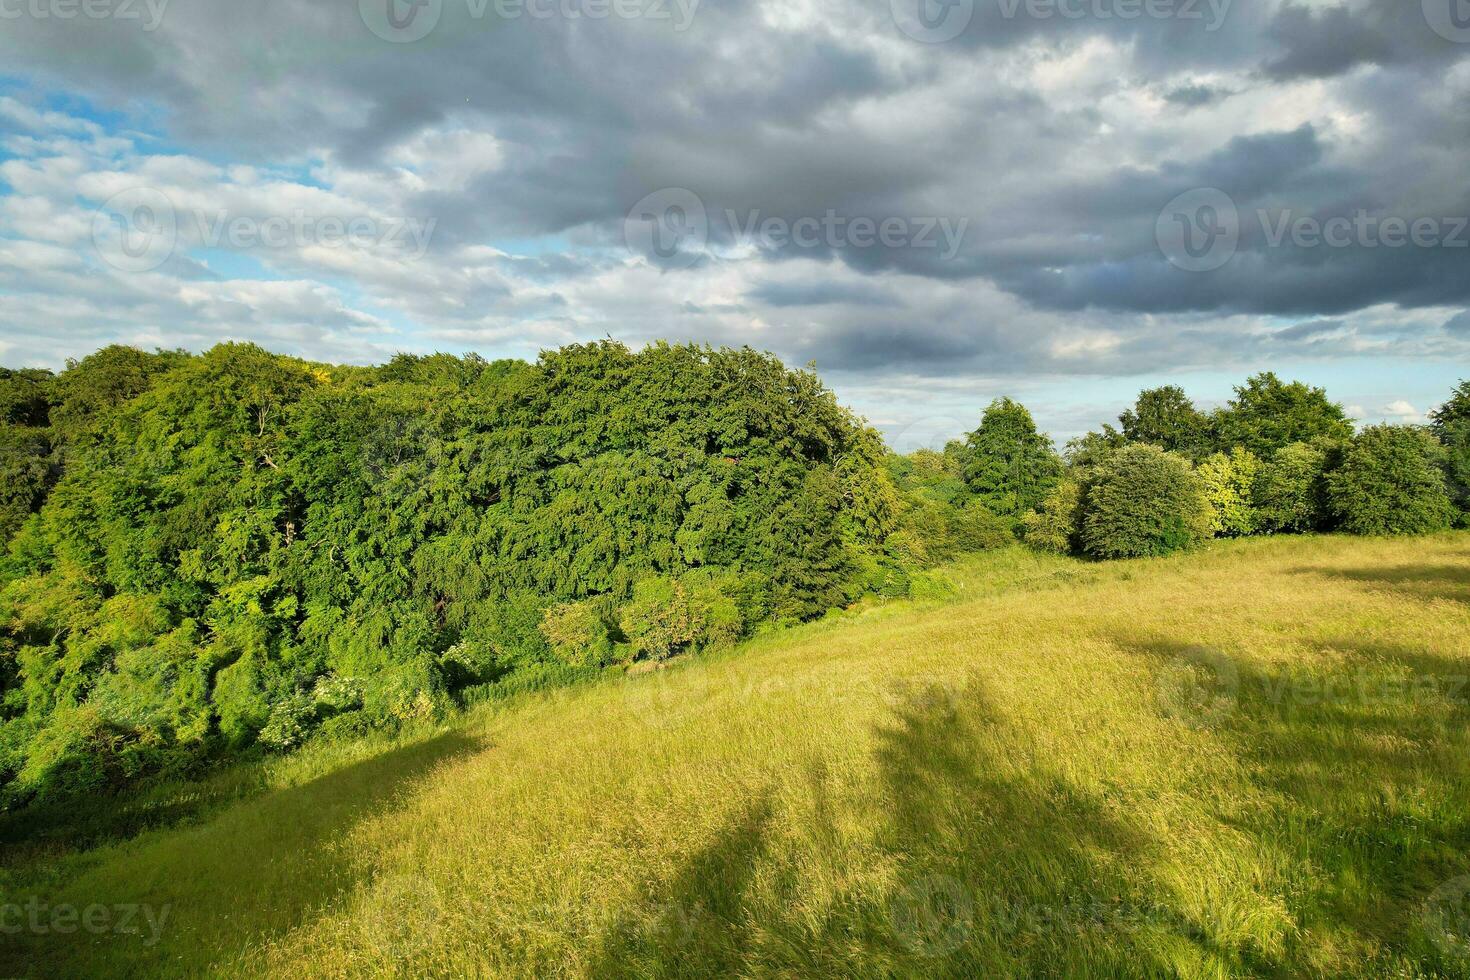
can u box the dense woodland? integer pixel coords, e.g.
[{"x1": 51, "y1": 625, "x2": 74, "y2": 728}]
[{"x1": 1, "y1": 343, "x2": 1466, "y2": 808}]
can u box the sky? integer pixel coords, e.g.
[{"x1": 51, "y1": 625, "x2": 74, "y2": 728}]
[{"x1": 0, "y1": 0, "x2": 1467, "y2": 449}]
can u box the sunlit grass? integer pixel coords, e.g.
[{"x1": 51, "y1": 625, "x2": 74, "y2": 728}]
[{"x1": 5, "y1": 534, "x2": 1470, "y2": 977}]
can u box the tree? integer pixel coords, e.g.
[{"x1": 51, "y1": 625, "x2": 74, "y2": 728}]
[
  {"x1": 1080, "y1": 445, "x2": 1210, "y2": 559},
  {"x1": 0, "y1": 341, "x2": 902, "y2": 805},
  {"x1": 1430, "y1": 380, "x2": 1470, "y2": 520},
  {"x1": 1212, "y1": 372, "x2": 1353, "y2": 457},
  {"x1": 1119, "y1": 386, "x2": 1210, "y2": 458},
  {"x1": 1430, "y1": 380, "x2": 1470, "y2": 435},
  {"x1": 1325, "y1": 425, "x2": 1455, "y2": 535},
  {"x1": 1253, "y1": 441, "x2": 1330, "y2": 534},
  {"x1": 962, "y1": 398, "x2": 1063, "y2": 519},
  {"x1": 1022, "y1": 478, "x2": 1084, "y2": 555},
  {"x1": 1197, "y1": 447, "x2": 1262, "y2": 537},
  {"x1": 1064, "y1": 425, "x2": 1127, "y2": 469}
]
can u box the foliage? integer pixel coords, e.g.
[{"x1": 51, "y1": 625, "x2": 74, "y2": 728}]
[
  {"x1": 1197, "y1": 447, "x2": 1262, "y2": 537},
  {"x1": 1430, "y1": 380, "x2": 1470, "y2": 434},
  {"x1": 0, "y1": 341, "x2": 896, "y2": 805},
  {"x1": 1211, "y1": 372, "x2": 1353, "y2": 457},
  {"x1": 618, "y1": 572, "x2": 745, "y2": 662},
  {"x1": 1119, "y1": 386, "x2": 1210, "y2": 459},
  {"x1": 540, "y1": 597, "x2": 621, "y2": 668},
  {"x1": 1063, "y1": 425, "x2": 1126, "y2": 469},
  {"x1": 1079, "y1": 445, "x2": 1210, "y2": 559},
  {"x1": 1252, "y1": 441, "x2": 1331, "y2": 534},
  {"x1": 1431, "y1": 381, "x2": 1470, "y2": 520},
  {"x1": 1326, "y1": 425, "x2": 1455, "y2": 535},
  {"x1": 960, "y1": 398, "x2": 1063, "y2": 519},
  {"x1": 1021, "y1": 478, "x2": 1083, "y2": 554}
]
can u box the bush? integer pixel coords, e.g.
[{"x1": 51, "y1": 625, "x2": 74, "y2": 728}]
[
  {"x1": 258, "y1": 692, "x2": 315, "y2": 752},
  {"x1": 1080, "y1": 445, "x2": 1210, "y2": 559},
  {"x1": 1253, "y1": 441, "x2": 1330, "y2": 534},
  {"x1": 618, "y1": 573, "x2": 744, "y2": 662},
  {"x1": 540, "y1": 597, "x2": 620, "y2": 668},
  {"x1": 1022, "y1": 478, "x2": 1083, "y2": 555},
  {"x1": 1326, "y1": 425, "x2": 1455, "y2": 535},
  {"x1": 1440, "y1": 419, "x2": 1470, "y2": 525},
  {"x1": 1198, "y1": 447, "x2": 1262, "y2": 537}
]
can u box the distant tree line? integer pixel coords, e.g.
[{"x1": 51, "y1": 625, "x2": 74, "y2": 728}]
[
  {"x1": 991, "y1": 373, "x2": 1466, "y2": 559},
  {"x1": 0, "y1": 345, "x2": 1464, "y2": 807}
]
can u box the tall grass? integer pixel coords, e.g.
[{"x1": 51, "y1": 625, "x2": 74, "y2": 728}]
[{"x1": 5, "y1": 534, "x2": 1470, "y2": 978}]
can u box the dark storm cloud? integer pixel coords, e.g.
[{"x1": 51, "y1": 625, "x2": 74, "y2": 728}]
[
  {"x1": 1262, "y1": 2, "x2": 1395, "y2": 79},
  {"x1": 747, "y1": 280, "x2": 905, "y2": 308},
  {"x1": 1273, "y1": 319, "x2": 1344, "y2": 341},
  {"x1": 1261, "y1": 0, "x2": 1468, "y2": 80}
]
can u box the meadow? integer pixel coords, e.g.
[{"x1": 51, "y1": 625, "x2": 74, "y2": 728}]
[{"x1": 4, "y1": 532, "x2": 1470, "y2": 978}]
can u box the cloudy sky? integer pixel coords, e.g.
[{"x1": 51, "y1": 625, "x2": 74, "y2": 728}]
[{"x1": 1, "y1": 0, "x2": 1467, "y2": 447}]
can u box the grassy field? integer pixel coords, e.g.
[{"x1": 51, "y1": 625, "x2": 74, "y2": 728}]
[{"x1": 4, "y1": 533, "x2": 1470, "y2": 978}]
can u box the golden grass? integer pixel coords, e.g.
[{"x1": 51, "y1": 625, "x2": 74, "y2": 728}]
[{"x1": 6, "y1": 533, "x2": 1470, "y2": 978}]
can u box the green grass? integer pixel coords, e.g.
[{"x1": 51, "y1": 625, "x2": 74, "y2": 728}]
[{"x1": 5, "y1": 534, "x2": 1470, "y2": 978}]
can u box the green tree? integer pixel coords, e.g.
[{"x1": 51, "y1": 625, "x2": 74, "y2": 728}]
[
  {"x1": 1064, "y1": 424, "x2": 1127, "y2": 469},
  {"x1": 1252, "y1": 441, "x2": 1330, "y2": 534},
  {"x1": 1430, "y1": 380, "x2": 1470, "y2": 434},
  {"x1": 1430, "y1": 380, "x2": 1470, "y2": 519},
  {"x1": 1022, "y1": 478, "x2": 1084, "y2": 555},
  {"x1": 962, "y1": 398, "x2": 1063, "y2": 519},
  {"x1": 1325, "y1": 426, "x2": 1455, "y2": 535},
  {"x1": 0, "y1": 341, "x2": 898, "y2": 805},
  {"x1": 1120, "y1": 386, "x2": 1210, "y2": 458},
  {"x1": 1080, "y1": 445, "x2": 1210, "y2": 559},
  {"x1": 1197, "y1": 447, "x2": 1262, "y2": 537},
  {"x1": 1212, "y1": 372, "x2": 1353, "y2": 457}
]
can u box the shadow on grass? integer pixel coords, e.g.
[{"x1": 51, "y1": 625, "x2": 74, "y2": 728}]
[
  {"x1": 1291, "y1": 562, "x2": 1470, "y2": 606},
  {"x1": 0, "y1": 729, "x2": 484, "y2": 979},
  {"x1": 591, "y1": 682, "x2": 1204, "y2": 977},
  {"x1": 1121, "y1": 634, "x2": 1470, "y2": 975}
]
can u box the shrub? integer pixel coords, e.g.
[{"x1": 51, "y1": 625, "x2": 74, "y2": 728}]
[
  {"x1": 618, "y1": 573, "x2": 745, "y2": 662},
  {"x1": 1197, "y1": 447, "x2": 1262, "y2": 537},
  {"x1": 1022, "y1": 478, "x2": 1083, "y2": 555},
  {"x1": 1326, "y1": 425, "x2": 1455, "y2": 535},
  {"x1": 1080, "y1": 445, "x2": 1210, "y2": 559},
  {"x1": 540, "y1": 597, "x2": 620, "y2": 668},
  {"x1": 1431, "y1": 383, "x2": 1470, "y2": 521},
  {"x1": 258, "y1": 692, "x2": 315, "y2": 752},
  {"x1": 312, "y1": 675, "x2": 364, "y2": 715},
  {"x1": 1439, "y1": 419, "x2": 1470, "y2": 525},
  {"x1": 1253, "y1": 441, "x2": 1330, "y2": 534}
]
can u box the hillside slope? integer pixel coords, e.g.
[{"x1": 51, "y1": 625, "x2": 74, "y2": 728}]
[{"x1": 6, "y1": 534, "x2": 1470, "y2": 978}]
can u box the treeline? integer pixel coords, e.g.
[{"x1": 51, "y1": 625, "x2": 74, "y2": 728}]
[
  {"x1": 999, "y1": 374, "x2": 1467, "y2": 558},
  {"x1": 0, "y1": 343, "x2": 925, "y2": 806},
  {"x1": 0, "y1": 345, "x2": 1465, "y2": 808}
]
